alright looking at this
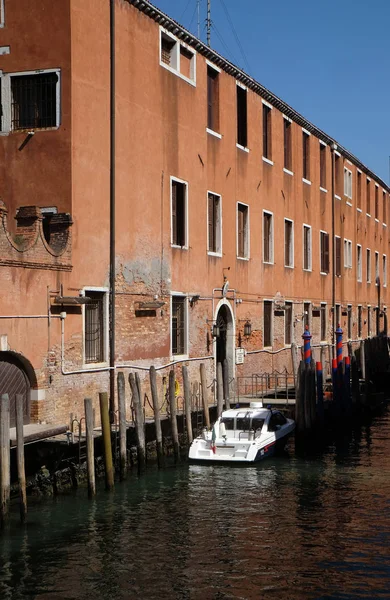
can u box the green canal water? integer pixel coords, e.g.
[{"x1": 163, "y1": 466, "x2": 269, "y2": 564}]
[{"x1": 1, "y1": 408, "x2": 390, "y2": 600}]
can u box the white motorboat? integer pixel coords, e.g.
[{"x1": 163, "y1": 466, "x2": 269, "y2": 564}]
[{"x1": 188, "y1": 402, "x2": 295, "y2": 463}]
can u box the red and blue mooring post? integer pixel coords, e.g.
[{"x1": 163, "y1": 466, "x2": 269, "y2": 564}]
[
  {"x1": 302, "y1": 325, "x2": 312, "y2": 365},
  {"x1": 336, "y1": 324, "x2": 343, "y2": 365}
]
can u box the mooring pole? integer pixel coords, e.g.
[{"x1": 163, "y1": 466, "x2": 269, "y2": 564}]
[
  {"x1": 169, "y1": 369, "x2": 180, "y2": 463},
  {"x1": 99, "y1": 392, "x2": 114, "y2": 491},
  {"x1": 129, "y1": 373, "x2": 146, "y2": 473},
  {"x1": 150, "y1": 366, "x2": 164, "y2": 467},
  {"x1": 199, "y1": 363, "x2": 211, "y2": 429},
  {"x1": 84, "y1": 397, "x2": 96, "y2": 497},
  {"x1": 0, "y1": 394, "x2": 10, "y2": 528},
  {"x1": 182, "y1": 365, "x2": 193, "y2": 446},
  {"x1": 15, "y1": 394, "x2": 27, "y2": 523},
  {"x1": 117, "y1": 372, "x2": 127, "y2": 480}
]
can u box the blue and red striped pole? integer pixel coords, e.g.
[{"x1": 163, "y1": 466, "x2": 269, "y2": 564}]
[
  {"x1": 336, "y1": 324, "x2": 343, "y2": 366},
  {"x1": 302, "y1": 325, "x2": 312, "y2": 365}
]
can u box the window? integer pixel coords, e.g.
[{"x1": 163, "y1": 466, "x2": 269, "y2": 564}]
[
  {"x1": 171, "y1": 295, "x2": 187, "y2": 355},
  {"x1": 357, "y1": 245, "x2": 362, "y2": 282},
  {"x1": 320, "y1": 231, "x2": 329, "y2": 274},
  {"x1": 304, "y1": 302, "x2": 311, "y2": 331},
  {"x1": 335, "y1": 236, "x2": 341, "y2": 276},
  {"x1": 302, "y1": 131, "x2": 310, "y2": 181},
  {"x1": 335, "y1": 154, "x2": 342, "y2": 196},
  {"x1": 207, "y1": 65, "x2": 219, "y2": 133},
  {"x1": 344, "y1": 168, "x2": 352, "y2": 200},
  {"x1": 160, "y1": 28, "x2": 196, "y2": 85},
  {"x1": 263, "y1": 211, "x2": 273, "y2": 263},
  {"x1": 366, "y1": 179, "x2": 371, "y2": 214},
  {"x1": 357, "y1": 171, "x2": 362, "y2": 209},
  {"x1": 320, "y1": 142, "x2": 326, "y2": 189},
  {"x1": 84, "y1": 289, "x2": 108, "y2": 364},
  {"x1": 347, "y1": 305, "x2": 352, "y2": 340},
  {"x1": 375, "y1": 251, "x2": 379, "y2": 284},
  {"x1": 207, "y1": 192, "x2": 222, "y2": 255},
  {"x1": 236, "y1": 85, "x2": 247, "y2": 148},
  {"x1": 375, "y1": 185, "x2": 379, "y2": 219},
  {"x1": 171, "y1": 178, "x2": 187, "y2": 248},
  {"x1": 284, "y1": 301, "x2": 293, "y2": 345},
  {"x1": 344, "y1": 239, "x2": 352, "y2": 269},
  {"x1": 367, "y1": 306, "x2": 372, "y2": 337},
  {"x1": 358, "y1": 305, "x2": 362, "y2": 338},
  {"x1": 283, "y1": 118, "x2": 292, "y2": 172},
  {"x1": 263, "y1": 301, "x2": 272, "y2": 347},
  {"x1": 1, "y1": 70, "x2": 61, "y2": 132},
  {"x1": 383, "y1": 255, "x2": 387, "y2": 287},
  {"x1": 237, "y1": 202, "x2": 249, "y2": 259},
  {"x1": 262, "y1": 103, "x2": 272, "y2": 160},
  {"x1": 367, "y1": 249, "x2": 371, "y2": 283},
  {"x1": 303, "y1": 224, "x2": 312, "y2": 271},
  {"x1": 284, "y1": 219, "x2": 294, "y2": 267},
  {"x1": 320, "y1": 303, "x2": 327, "y2": 341},
  {"x1": 383, "y1": 191, "x2": 387, "y2": 224}
]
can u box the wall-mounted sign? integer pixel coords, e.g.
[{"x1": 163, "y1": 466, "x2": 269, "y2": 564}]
[{"x1": 236, "y1": 348, "x2": 245, "y2": 364}]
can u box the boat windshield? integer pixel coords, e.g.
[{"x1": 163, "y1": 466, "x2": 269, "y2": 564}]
[
  {"x1": 220, "y1": 417, "x2": 234, "y2": 430},
  {"x1": 236, "y1": 417, "x2": 251, "y2": 431},
  {"x1": 251, "y1": 417, "x2": 265, "y2": 433}
]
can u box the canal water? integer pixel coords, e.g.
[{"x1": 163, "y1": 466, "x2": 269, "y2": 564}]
[{"x1": 1, "y1": 407, "x2": 390, "y2": 600}]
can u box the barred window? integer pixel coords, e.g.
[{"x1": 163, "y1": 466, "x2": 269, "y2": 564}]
[
  {"x1": 84, "y1": 291, "x2": 106, "y2": 364},
  {"x1": 11, "y1": 72, "x2": 58, "y2": 130},
  {"x1": 172, "y1": 296, "x2": 187, "y2": 355}
]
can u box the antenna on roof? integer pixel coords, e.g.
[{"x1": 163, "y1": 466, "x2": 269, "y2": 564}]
[{"x1": 207, "y1": 0, "x2": 211, "y2": 46}]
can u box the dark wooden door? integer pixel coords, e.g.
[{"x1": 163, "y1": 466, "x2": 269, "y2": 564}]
[{"x1": 0, "y1": 357, "x2": 30, "y2": 427}]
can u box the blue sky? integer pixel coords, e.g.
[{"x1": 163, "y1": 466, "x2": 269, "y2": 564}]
[{"x1": 151, "y1": 0, "x2": 390, "y2": 185}]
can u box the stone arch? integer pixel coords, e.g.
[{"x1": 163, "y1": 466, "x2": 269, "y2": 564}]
[
  {"x1": 0, "y1": 351, "x2": 36, "y2": 427},
  {"x1": 214, "y1": 298, "x2": 235, "y2": 383}
]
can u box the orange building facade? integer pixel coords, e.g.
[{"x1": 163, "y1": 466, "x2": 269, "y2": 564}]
[{"x1": 0, "y1": 0, "x2": 389, "y2": 426}]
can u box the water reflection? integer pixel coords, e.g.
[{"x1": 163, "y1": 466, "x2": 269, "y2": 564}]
[{"x1": 1, "y1": 409, "x2": 390, "y2": 599}]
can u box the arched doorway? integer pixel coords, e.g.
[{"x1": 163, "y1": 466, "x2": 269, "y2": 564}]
[
  {"x1": 214, "y1": 300, "x2": 235, "y2": 384},
  {"x1": 0, "y1": 352, "x2": 32, "y2": 427}
]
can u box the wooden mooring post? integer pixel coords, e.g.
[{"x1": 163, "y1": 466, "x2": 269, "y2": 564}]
[
  {"x1": 84, "y1": 397, "x2": 96, "y2": 497},
  {"x1": 199, "y1": 363, "x2": 211, "y2": 429},
  {"x1": 216, "y1": 362, "x2": 224, "y2": 417},
  {"x1": 182, "y1": 365, "x2": 193, "y2": 446},
  {"x1": 129, "y1": 373, "x2": 146, "y2": 473},
  {"x1": 169, "y1": 369, "x2": 180, "y2": 463},
  {"x1": 150, "y1": 366, "x2": 164, "y2": 467},
  {"x1": 223, "y1": 358, "x2": 231, "y2": 409},
  {"x1": 117, "y1": 372, "x2": 127, "y2": 480},
  {"x1": 99, "y1": 392, "x2": 114, "y2": 491},
  {"x1": 0, "y1": 394, "x2": 10, "y2": 528},
  {"x1": 15, "y1": 394, "x2": 27, "y2": 523}
]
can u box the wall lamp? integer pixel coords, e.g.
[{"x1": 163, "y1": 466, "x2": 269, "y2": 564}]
[
  {"x1": 244, "y1": 320, "x2": 252, "y2": 337},
  {"x1": 212, "y1": 323, "x2": 220, "y2": 338}
]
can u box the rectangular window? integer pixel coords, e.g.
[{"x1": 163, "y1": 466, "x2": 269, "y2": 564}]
[
  {"x1": 263, "y1": 301, "x2": 272, "y2": 347},
  {"x1": 302, "y1": 131, "x2": 310, "y2": 181},
  {"x1": 237, "y1": 202, "x2": 249, "y2": 259},
  {"x1": 236, "y1": 85, "x2": 247, "y2": 147},
  {"x1": 284, "y1": 219, "x2": 294, "y2": 267},
  {"x1": 171, "y1": 296, "x2": 187, "y2": 355},
  {"x1": 283, "y1": 118, "x2": 292, "y2": 171},
  {"x1": 366, "y1": 179, "x2": 371, "y2": 214},
  {"x1": 344, "y1": 239, "x2": 352, "y2": 268},
  {"x1": 344, "y1": 168, "x2": 352, "y2": 199},
  {"x1": 84, "y1": 290, "x2": 107, "y2": 364},
  {"x1": 335, "y1": 236, "x2": 341, "y2": 276},
  {"x1": 358, "y1": 305, "x2": 362, "y2": 338},
  {"x1": 367, "y1": 306, "x2": 372, "y2": 337},
  {"x1": 320, "y1": 231, "x2": 329, "y2": 274},
  {"x1": 303, "y1": 224, "x2": 312, "y2": 271},
  {"x1": 367, "y1": 248, "x2": 371, "y2": 283},
  {"x1": 171, "y1": 178, "x2": 187, "y2": 248},
  {"x1": 207, "y1": 66, "x2": 219, "y2": 132},
  {"x1": 375, "y1": 185, "x2": 379, "y2": 219},
  {"x1": 284, "y1": 301, "x2": 293, "y2": 346},
  {"x1": 383, "y1": 191, "x2": 387, "y2": 224},
  {"x1": 357, "y1": 244, "x2": 362, "y2": 282},
  {"x1": 335, "y1": 154, "x2": 342, "y2": 196},
  {"x1": 304, "y1": 302, "x2": 311, "y2": 331},
  {"x1": 160, "y1": 29, "x2": 196, "y2": 84},
  {"x1": 383, "y1": 255, "x2": 387, "y2": 287},
  {"x1": 320, "y1": 143, "x2": 326, "y2": 189},
  {"x1": 320, "y1": 303, "x2": 327, "y2": 341},
  {"x1": 263, "y1": 211, "x2": 273, "y2": 263},
  {"x1": 375, "y1": 251, "x2": 379, "y2": 283},
  {"x1": 262, "y1": 103, "x2": 272, "y2": 160},
  {"x1": 347, "y1": 305, "x2": 352, "y2": 340},
  {"x1": 207, "y1": 192, "x2": 222, "y2": 255},
  {"x1": 357, "y1": 171, "x2": 362, "y2": 209}
]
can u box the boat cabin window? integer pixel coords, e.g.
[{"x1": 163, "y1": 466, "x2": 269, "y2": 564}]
[
  {"x1": 220, "y1": 417, "x2": 234, "y2": 430},
  {"x1": 251, "y1": 417, "x2": 265, "y2": 433},
  {"x1": 236, "y1": 417, "x2": 251, "y2": 431},
  {"x1": 268, "y1": 412, "x2": 287, "y2": 431}
]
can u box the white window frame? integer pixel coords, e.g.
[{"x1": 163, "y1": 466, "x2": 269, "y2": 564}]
[
  {"x1": 284, "y1": 218, "x2": 294, "y2": 268},
  {"x1": 263, "y1": 299, "x2": 273, "y2": 348},
  {"x1": 303, "y1": 224, "x2": 312, "y2": 271},
  {"x1": 81, "y1": 286, "x2": 109, "y2": 367},
  {"x1": 357, "y1": 244, "x2": 362, "y2": 282},
  {"x1": 1, "y1": 68, "x2": 61, "y2": 133},
  {"x1": 236, "y1": 201, "x2": 250, "y2": 260},
  {"x1": 344, "y1": 167, "x2": 352, "y2": 199},
  {"x1": 383, "y1": 254, "x2": 387, "y2": 287},
  {"x1": 263, "y1": 210, "x2": 274, "y2": 264},
  {"x1": 159, "y1": 27, "x2": 196, "y2": 86},
  {"x1": 170, "y1": 176, "x2": 189, "y2": 249},
  {"x1": 170, "y1": 293, "x2": 189, "y2": 359},
  {"x1": 367, "y1": 248, "x2": 371, "y2": 283},
  {"x1": 207, "y1": 190, "x2": 222, "y2": 257},
  {"x1": 375, "y1": 251, "x2": 379, "y2": 284},
  {"x1": 344, "y1": 239, "x2": 352, "y2": 269}
]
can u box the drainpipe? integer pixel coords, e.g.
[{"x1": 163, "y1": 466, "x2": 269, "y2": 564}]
[
  {"x1": 109, "y1": 0, "x2": 116, "y2": 421},
  {"x1": 331, "y1": 142, "x2": 337, "y2": 358}
]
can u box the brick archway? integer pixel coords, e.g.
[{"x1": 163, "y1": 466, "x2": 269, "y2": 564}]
[{"x1": 0, "y1": 352, "x2": 35, "y2": 427}]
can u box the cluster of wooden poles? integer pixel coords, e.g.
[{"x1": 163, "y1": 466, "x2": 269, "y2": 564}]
[{"x1": 0, "y1": 361, "x2": 231, "y2": 527}]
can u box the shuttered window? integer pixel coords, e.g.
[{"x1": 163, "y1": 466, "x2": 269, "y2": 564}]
[
  {"x1": 237, "y1": 203, "x2": 249, "y2": 258},
  {"x1": 264, "y1": 301, "x2": 272, "y2": 347},
  {"x1": 358, "y1": 305, "x2": 362, "y2": 338},
  {"x1": 207, "y1": 66, "x2": 219, "y2": 132},
  {"x1": 284, "y1": 219, "x2": 293, "y2": 267},
  {"x1": 303, "y1": 225, "x2": 311, "y2": 271},
  {"x1": 171, "y1": 179, "x2": 187, "y2": 247},
  {"x1": 320, "y1": 143, "x2": 326, "y2": 189},
  {"x1": 302, "y1": 131, "x2": 310, "y2": 181},
  {"x1": 284, "y1": 118, "x2": 292, "y2": 171},
  {"x1": 263, "y1": 211, "x2": 273, "y2": 263},
  {"x1": 236, "y1": 85, "x2": 247, "y2": 147},
  {"x1": 172, "y1": 296, "x2": 186, "y2": 355},
  {"x1": 208, "y1": 192, "x2": 221, "y2": 254},
  {"x1": 320, "y1": 231, "x2": 329, "y2": 274},
  {"x1": 85, "y1": 291, "x2": 105, "y2": 364},
  {"x1": 263, "y1": 104, "x2": 272, "y2": 159},
  {"x1": 366, "y1": 179, "x2": 371, "y2": 214},
  {"x1": 335, "y1": 236, "x2": 341, "y2": 276},
  {"x1": 367, "y1": 249, "x2": 371, "y2": 282}
]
